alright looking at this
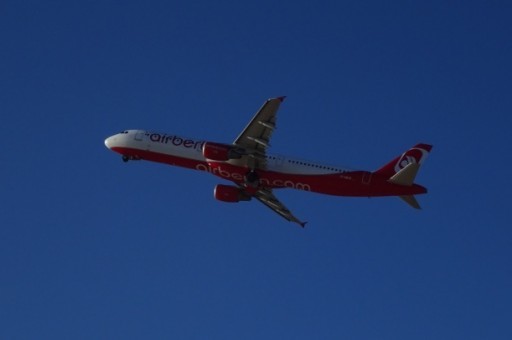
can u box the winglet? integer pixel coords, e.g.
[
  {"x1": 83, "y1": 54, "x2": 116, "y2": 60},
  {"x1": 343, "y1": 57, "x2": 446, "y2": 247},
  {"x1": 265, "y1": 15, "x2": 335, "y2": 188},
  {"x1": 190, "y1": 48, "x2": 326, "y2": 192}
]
[
  {"x1": 299, "y1": 221, "x2": 308, "y2": 228},
  {"x1": 276, "y1": 96, "x2": 286, "y2": 102}
]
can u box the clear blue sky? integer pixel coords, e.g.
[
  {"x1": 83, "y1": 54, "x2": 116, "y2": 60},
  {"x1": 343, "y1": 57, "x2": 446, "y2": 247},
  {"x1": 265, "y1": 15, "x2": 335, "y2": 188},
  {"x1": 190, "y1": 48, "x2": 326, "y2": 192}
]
[{"x1": 1, "y1": 1, "x2": 511, "y2": 339}]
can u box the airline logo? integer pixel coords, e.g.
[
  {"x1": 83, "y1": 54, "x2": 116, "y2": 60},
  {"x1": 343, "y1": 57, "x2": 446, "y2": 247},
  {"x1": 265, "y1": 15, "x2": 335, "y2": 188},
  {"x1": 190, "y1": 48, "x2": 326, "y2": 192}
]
[
  {"x1": 149, "y1": 133, "x2": 205, "y2": 150},
  {"x1": 394, "y1": 146, "x2": 429, "y2": 172},
  {"x1": 195, "y1": 163, "x2": 311, "y2": 191}
]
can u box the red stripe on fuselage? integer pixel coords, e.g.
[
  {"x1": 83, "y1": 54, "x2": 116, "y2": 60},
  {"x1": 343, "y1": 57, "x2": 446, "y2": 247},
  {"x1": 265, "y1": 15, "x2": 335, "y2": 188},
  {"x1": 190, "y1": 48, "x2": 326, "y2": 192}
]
[{"x1": 111, "y1": 147, "x2": 426, "y2": 197}]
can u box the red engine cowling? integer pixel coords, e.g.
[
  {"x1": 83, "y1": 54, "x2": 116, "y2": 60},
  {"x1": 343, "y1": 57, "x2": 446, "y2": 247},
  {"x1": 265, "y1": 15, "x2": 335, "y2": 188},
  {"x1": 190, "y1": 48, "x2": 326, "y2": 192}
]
[
  {"x1": 214, "y1": 184, "x2": 251, "y2": 203},
  {"x1": 202, "y1": 142, "x2": 243, "y2": 161}
]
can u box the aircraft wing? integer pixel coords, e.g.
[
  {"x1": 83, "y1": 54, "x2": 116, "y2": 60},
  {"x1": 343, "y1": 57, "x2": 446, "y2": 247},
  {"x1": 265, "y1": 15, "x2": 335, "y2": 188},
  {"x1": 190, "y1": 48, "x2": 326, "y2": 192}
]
[
  {"x1": 233, "y1": 97, "x2": 285, "y2": 169},
  {"x1": 255, "y1": 189, "x2": 307, "y2": 228},
  {"x1": 232, "y1": 97, "x2": 306, "y2": 227}
]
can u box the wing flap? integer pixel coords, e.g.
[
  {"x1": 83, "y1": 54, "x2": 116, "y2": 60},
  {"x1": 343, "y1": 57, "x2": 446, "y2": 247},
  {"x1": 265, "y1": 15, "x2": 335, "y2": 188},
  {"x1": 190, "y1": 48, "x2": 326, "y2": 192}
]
[{"x1": 255, "y1": 189, "x2": 307, "y2": 228}]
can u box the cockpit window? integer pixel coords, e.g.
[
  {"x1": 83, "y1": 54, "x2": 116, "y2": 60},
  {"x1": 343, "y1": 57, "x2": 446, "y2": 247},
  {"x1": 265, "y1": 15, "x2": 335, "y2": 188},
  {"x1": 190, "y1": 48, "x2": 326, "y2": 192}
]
[{"x1": 119, "y1": 130, "x2": 129, "y2": 134}]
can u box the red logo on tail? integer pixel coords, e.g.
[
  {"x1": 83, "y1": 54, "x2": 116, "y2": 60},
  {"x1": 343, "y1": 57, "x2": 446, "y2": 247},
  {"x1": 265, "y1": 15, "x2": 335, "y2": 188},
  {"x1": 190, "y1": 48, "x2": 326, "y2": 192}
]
[{"x1": 394, "y1": 147, "x2": 429, "y2": 172}]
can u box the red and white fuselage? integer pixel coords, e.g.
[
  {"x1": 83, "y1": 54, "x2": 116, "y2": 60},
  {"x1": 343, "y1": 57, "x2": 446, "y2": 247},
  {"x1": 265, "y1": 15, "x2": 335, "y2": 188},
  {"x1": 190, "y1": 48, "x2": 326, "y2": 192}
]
[{"x1": 105, "y1": 131, "x2": 428, "y2": 199}]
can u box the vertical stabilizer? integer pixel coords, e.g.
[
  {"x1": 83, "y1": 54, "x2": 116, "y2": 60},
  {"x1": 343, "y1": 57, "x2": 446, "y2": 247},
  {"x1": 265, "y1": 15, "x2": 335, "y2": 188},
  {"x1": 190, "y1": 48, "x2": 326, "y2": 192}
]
[
  {"x1": 375, "y1": 144, "x2": 432, "y2": 179},
  {"x1": 375, "y1": 144, "x2": 432, "y2": 210}
]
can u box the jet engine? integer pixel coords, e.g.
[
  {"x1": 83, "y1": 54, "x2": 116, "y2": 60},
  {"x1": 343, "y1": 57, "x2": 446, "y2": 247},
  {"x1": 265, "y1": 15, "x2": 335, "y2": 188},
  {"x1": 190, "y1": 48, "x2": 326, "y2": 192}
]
[
  {"x1": 202, "y1": 142, "x2": 244, "y2": 161},
  {"x1": 214, "y1": 184, "x2": 251, "y2": 203}
]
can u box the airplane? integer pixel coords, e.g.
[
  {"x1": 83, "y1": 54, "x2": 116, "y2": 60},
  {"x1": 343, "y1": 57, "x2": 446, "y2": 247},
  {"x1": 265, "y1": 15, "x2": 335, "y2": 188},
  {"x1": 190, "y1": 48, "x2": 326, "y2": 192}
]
[{"x1": 104, "y1": 97, "x2": 432, "y2": 227}]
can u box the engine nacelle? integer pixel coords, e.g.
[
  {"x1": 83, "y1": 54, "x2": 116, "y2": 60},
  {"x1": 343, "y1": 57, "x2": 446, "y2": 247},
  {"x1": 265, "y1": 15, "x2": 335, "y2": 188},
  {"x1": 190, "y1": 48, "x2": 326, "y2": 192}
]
[
  {"x1": 214, "y1": 184, "x2": 251, "y2": 203},
  {"x1": 202, "y1": 142, "x2": 243, "y2": 161}
]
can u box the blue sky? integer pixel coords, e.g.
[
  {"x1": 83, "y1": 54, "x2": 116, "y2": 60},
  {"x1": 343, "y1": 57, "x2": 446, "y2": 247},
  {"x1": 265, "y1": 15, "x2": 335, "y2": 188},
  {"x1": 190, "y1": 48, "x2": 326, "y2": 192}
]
[{"x1": 1, "y1": 0, "x2": 511, "y2": 339}]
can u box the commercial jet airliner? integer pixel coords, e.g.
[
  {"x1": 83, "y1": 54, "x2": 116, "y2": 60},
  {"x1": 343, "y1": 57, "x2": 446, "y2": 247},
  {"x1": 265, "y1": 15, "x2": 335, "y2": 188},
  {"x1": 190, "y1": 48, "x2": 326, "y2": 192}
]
[{"x1": 104, "y1": 97, "x2": 432, "y2": 227}]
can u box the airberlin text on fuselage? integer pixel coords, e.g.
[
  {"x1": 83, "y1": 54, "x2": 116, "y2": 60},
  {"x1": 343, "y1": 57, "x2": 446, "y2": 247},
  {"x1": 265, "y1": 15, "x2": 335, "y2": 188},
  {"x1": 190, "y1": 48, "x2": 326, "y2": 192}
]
[
  {"x1": 195, "y1": 164, "x2": 311, "y2": 191},
  {"x1": 150, "y1": 133, "x2": 205, "y2": 150}
]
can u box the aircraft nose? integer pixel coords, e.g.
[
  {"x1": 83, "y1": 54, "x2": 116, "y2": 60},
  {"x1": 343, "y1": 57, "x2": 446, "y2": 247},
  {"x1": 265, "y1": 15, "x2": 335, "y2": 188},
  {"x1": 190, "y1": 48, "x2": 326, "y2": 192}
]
[{"x1": 104, "y1": 136, "x2": 116, "y2": 149}]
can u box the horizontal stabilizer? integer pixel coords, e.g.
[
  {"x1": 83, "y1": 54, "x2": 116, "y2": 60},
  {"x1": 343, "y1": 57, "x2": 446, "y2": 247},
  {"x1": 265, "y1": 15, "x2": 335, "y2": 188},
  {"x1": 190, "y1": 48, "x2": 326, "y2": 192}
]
[
  {"x1": 388, "y1": 162, "x2": 420, "y2": 186},
  {"x1": 400, "y1": 195, "x2": 421, "y2": 209}
]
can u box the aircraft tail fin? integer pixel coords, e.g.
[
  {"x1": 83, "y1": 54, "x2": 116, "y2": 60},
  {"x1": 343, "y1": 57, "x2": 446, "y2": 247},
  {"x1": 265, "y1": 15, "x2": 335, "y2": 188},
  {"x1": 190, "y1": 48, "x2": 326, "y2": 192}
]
[
  {"x1": 374, "y1": 144, "x2": 432, "y2": 210},
  {"x1": 374, "y1": 143, "x2": 432, "y2": 179}
]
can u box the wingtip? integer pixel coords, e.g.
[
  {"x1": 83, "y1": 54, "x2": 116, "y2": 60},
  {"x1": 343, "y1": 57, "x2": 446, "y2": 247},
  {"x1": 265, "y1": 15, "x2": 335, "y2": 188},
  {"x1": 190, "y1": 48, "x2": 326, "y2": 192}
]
[
  {"x1": 300, "y1": 221, "x2": 308, "y2": 228},
  {"x1": 277, "y1": 96, "x2": 286, "y2": 102}
]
